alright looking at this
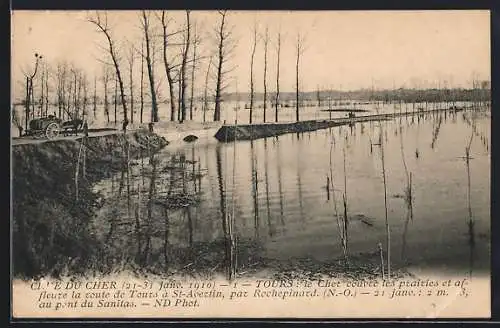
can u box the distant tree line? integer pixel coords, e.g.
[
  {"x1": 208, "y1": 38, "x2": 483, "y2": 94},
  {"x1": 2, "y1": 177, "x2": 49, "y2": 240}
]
[
  {"x1": 222, "y1": 86, "x2": 490, "y2": 105},
  {"x1": 368, "y1": 87, "x2": 490, "y2": 104}
]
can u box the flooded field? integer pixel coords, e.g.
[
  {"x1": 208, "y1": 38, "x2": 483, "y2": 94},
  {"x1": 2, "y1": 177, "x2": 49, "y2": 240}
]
[
  {"x1": 91, "y1": 107, "x2": 490, "y2": 279},
  {"x1": 11, "y1": 100, "x2": 475, "y2": 138}
]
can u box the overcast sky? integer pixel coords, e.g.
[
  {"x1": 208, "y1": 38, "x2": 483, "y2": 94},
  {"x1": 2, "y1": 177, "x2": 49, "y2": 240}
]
[{"x1": 11, "y1": 10, "x2": 490, "y2": 101}]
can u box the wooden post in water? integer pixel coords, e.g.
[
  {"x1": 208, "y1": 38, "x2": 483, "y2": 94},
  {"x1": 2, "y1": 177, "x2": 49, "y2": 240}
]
[
  {"x1": 342, "y1": 143, "x2": 349, "y2": 258},
  {"x1": 378, "y1": 242, "x2": 385, "y2": 279},
  {"x1": 380, "y1": 128, "x2": 391, "y2": 278},
  {"x1": 250, "y1": 140, "x2": 259, "y2": 238},
  {"x1": 326, "y1": 175, "x2": 330, "y2": 201}
]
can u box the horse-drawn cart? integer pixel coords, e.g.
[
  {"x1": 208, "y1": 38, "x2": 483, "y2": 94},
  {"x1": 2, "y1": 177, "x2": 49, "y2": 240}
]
[
  {"x1": 25, "y1": 116, "x2": 62, "y2": 140},
  {"x1": 25, "y1": 116, "x2": 84, "y2": 140}
]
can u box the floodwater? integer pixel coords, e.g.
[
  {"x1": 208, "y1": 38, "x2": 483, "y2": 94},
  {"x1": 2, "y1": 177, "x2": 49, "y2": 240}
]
[
  {"x1": 92, "y1": 107, "x2": 490, "y2": 278},
  {"x1": 11, "y1": 99, "x2": 473, "y2": 138}
]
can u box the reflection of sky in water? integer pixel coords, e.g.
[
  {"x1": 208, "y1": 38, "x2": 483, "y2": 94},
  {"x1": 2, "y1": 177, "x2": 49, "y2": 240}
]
[{"x1": 94, "y1": 109, "x2": 490, "y2": 275}]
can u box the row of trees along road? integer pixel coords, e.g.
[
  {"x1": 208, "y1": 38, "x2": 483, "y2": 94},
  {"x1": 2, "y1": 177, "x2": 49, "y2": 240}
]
[{"x1": 15, "y1": 11, "x2": 313, "y2": 132}]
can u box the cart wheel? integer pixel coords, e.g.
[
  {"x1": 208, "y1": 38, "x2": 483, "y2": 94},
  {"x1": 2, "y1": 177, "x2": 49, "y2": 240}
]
[{"x1": 45, "y1": 122, "x2": 60, "y2": 140}]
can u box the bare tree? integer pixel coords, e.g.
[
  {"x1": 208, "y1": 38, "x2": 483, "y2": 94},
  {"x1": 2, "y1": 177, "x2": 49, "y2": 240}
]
[
  {"x1": 160, "y1": 11, "x2": 180, "y2": 122},
  {"x1": 82, "y1": 72, "x2": 88, "y2": 120},
  {"x1": 24, "y1": 76, "x2": 29, "y2": 130},
  {"x1": 71, "y1": 68, "x2": 79, "y2": 119},
  {"x1": 140, "y1": 39, "x2": 144, "y2": 123},
  {"x1": 213, "y1": 10, "x2": 234, "y2": 122},
  {"x1": 55, "y1": 61, "x2": 67, "y2": 119},
  {"x1": 102, "y1": 64, "x2": 111, "y2": 123},
  {"x1": 316, "y1": 85, "x2": 321, "y2": 107},
  {"x1": 44, "y1": 63, "x2": 50, "y2": 116},
  {"x1": 295, "y1": 32, "x2": 305, "y2": 122},
  {"x1": 275, "y1": 30, "x2": 281, "y2": 122},
  {"x1": 64, "y1": 67, "x2": 72, "y2": 118},
  {"x1": 24, "y1": 55, "x2": 42, "y2": 122},
  {"x1": 127, "y1": 43, "x2": 135, "y2": 124},
  {"x1": 203, "y1": 55, "x2": 213, "y2": 123},
  {"x1": 88, "y1": 12, "x2": 129, "y2": 128},
  {"x1": 189, "y1": 21, "x2": 200, "y2": 121},
  {"x1": 263, "y1": 25, "x2": 269, "y2": 123},
  {"x1": 39, "y1": 63, "x2": 45, "y2": 117},
  {"x1": 249, "y1": 22, "x2": 258, "y2": 124},
  {"x1": 177, "y1": 67, "x2": 182, "y2": 121},
  {"x1": 93, "y1": 75, "x2": 97, "y2": 119},
  {"x1": 30, "y1": 74, "x2": 36, "y2": 118},
  {"x1": 140, "y1": 10, "x2": 159, "y2": 122},
  {"x1": 79, "y1": 72, "x2": 84, "y2": 118},
  {"x1": 180, "y1": 10, "x2": 192, "y2": 123}
]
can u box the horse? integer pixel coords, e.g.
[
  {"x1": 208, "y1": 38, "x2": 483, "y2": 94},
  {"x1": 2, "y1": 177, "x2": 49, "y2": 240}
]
[{"x1": 62, "y1": 119, "x2": 83, "y2": 136}]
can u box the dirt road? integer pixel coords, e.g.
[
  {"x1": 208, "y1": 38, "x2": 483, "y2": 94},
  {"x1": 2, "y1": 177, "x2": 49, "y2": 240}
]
[
  {"x1": 11, "y1": 130, "x2": 121, "y2": 146},
  {"x1": 11, "y1": 121, "x2": 225, "y2": 147}
]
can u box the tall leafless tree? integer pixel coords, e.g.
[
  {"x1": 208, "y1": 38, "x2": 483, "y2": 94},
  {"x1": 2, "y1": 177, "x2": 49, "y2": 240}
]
[
  {"x1": 213, "y1": 10, "x2": 234, "y2": 122},
  {"x1": 316, "y1": 85, "x2": 321, "y2": 107},
  {"x1": 203, "y1": 55, "x2": 213, "y2": 123},
  {"x1": 30, "y1": 73, "x2": 36, "y2": 118},
  {"x1": 295, "y1": 32, "x2": 305, "y2": 122},
  {"x1": 249, "y1": 22, "x2": 258, "y2": 124},
  {"x1": 55, "y1": 61, "x2": 67, "y2": 119},
  {"x1": 88, "y1": 12, "x2": 129, "y2": 126},
  {"x1": 93, "y1": 75, "x2": 97, "y2": 119},
  {"x1": 71, "y1": 68, "x2": 79, "y2": 119},
  {"x1": 102, "y1": 64, "x2": 111, "y2": 123},
  {"x1": 189, "y1": 21, "x2": 200, "y2": 121},
  {"x1": 140, "y1": 39, "x2": 144, "y2": 123},
  {"x1": 24, "y1": 76, "x2": 29, "y2": 131},
  {"x1": 160, "y1": 11, "x2": 180, "y2": 122},
  {"x1": 180, "y1": 10, "x2": 192, "y2": 123},
  {"x1": 177, "y1": 67, "x2": 182, "y2": 121},
  {"x1": 127, "y1": 43, "x2": 135, "y2": 124},
  {"x1": 263, "y1": 25, "x2": 269, "y2": 123},
  {"x1": 39, "y1": 64, "x2": 45, "y2": 117},
  {"x1": 25, "y1": 55, "x2": 42, "y2": 122},
  {"x1": 64, "y1": 66, "x2": 72, "y2": 118},
  {"x1": 44, "y1": 63, "x2": 50, "y2": 116},
  {"x1": 140, "y1": 11, "x2": 159, "y2": 122},
  {"x1": 275, "y1": 30, "x2": 281, "y2": 122},
  {"x1": 82, "y1": 72, "x2": 88, "y2": 120}
]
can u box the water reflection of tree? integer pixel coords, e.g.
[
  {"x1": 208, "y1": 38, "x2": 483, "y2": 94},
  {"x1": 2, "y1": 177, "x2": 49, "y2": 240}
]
[
  {"x1": 296, "y1": 136, "x2": 305, "y2": 223},
  {"x1": 379, "y1": 121, "x2": 391, "y2": 278},
  {"x1": 264, "y1": 138, "x2": 275, "y2": 237},
  {"x1": 142, "y1": 149, "x2": 157, "y2": 265},
  {"x1": 250, "y1": 140, "x2": 260, "y2": 238},
  {"x1": 216, "y1": 145, "x2": 237, "y2": 280},
  {"x1": 100, "y1": 144, "x2": 208, "y2": 271},
  {"x1": 126, "y1": 141, "x2": 131, "y2": 218},
  {"x1": 274, "y1": 136, "x2": 286, "y2": 228},
  {"x1": 106, "y1": 141, "x2": 128, "y2": 244},
  {"x1": 399, "y1": 117, "x2": 414, "y2": 262},
  {"x1": 465, "y1": 111, "x2": 476, "y2": 279},
  {"x1": 191, "y1": 146, "x2": 198, "y2": 193},
  {"x1": 431, "y1": 113, "x2": 443, "y2": 149},
  {"x1": 205, "y1": 143, "x2": 217, "y2": 198},
  {"x1": 327, "y1": 129, "x2": 347, "y2": 261}
]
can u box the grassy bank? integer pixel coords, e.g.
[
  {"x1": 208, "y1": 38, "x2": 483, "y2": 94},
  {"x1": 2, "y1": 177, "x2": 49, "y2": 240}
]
[{"x1": 12, "y1": 130, "x2": 168, "y2": 278}]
